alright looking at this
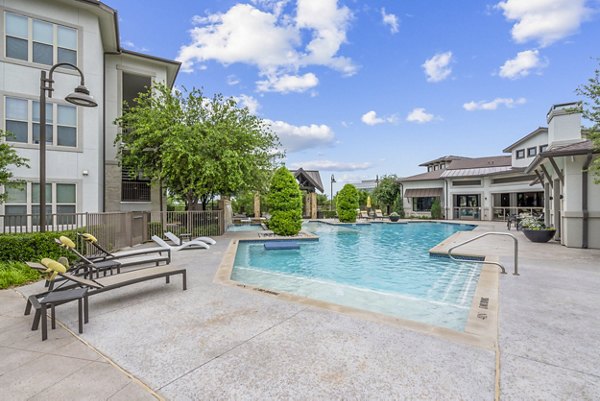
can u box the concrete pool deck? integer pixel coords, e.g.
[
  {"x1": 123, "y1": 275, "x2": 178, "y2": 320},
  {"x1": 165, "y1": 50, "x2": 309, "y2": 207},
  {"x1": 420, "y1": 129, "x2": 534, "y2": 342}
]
[{"x1": 3, "y1": 220, "x2": 600, "y2": 400}]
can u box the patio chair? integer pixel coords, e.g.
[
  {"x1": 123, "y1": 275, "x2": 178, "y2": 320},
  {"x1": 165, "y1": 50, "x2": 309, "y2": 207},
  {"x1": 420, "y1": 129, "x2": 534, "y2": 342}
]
[
  {"x1": 359, "y1": 210, "x2": 371, "y2": 220},
  {"x1": 374, "y1": 209, "x2": 386, "y2": 220},
  {"x1": 55, "y1": 236, "x2": 121, "y2": 278},
  {"x1": 164, "y1": 231, "x2": 216, "y2": 246},
  {"x1": 151, "y1": 235, "x2": 209, "y2": 251},
  {"x1": 78, "y1": 233, "x2": 171, "y2": 267}
]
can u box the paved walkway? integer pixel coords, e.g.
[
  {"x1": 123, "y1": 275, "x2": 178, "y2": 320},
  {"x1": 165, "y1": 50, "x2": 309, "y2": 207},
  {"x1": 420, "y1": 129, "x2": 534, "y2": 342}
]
[
  {"x1": 0, "y1": 290, "x2": 156, "y2": 400},
  {"x1": 4, "y1": 221, "x2": 600, "y2": 400}
]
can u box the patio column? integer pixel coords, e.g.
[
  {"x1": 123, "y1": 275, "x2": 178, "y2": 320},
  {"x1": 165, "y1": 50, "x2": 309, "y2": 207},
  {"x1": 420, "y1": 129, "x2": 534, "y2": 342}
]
[
  {"x1": 553, "y1": 179, "x2": 561, "y2": 240},
  {"x1": 253, "y1": 193, "x2": 261, "y2": 218},
  {"x1": 219, "y1": 196, "x2": 232, "y2": 229},
  {"x1": 544, "y1": 182, "x2": 550, "y2": 226},
  {"x1": 310, "y1": 192, "x2": 317, "y2": 219}
]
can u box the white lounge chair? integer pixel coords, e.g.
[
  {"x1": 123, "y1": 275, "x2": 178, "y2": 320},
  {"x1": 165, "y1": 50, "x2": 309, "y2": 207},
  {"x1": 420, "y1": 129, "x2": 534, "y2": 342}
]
[
  {"x1": 164, "y1": 232, "x2": 216, "y2": 246},
  {"x1": 151, "y1": 235, "x2": 209, "y2": 251}
]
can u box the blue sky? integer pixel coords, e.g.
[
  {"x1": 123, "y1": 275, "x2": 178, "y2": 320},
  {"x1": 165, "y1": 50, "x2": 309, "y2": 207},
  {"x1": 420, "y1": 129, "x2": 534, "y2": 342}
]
[{"x1": 111, "y1": 0, "x2": 599, "y2": 196}]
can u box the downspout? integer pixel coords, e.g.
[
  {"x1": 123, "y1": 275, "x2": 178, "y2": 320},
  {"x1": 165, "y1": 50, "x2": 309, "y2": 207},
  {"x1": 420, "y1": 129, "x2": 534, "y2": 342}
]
[
  {"x1": 445, "y1": 179, "x2": 449, "y2": 220},
  {"x1": 102, "y1": 52, "x2": 106, "y2": 212},
  {"x1": 582, "y1": 152, "x2": 593, "y2": 249}
]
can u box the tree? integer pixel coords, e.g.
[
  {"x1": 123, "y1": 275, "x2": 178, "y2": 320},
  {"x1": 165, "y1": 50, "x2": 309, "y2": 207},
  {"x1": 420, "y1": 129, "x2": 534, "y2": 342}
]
[
  {"x1": 115, "y1": 83, "x2": 281, "y2": 210},
  {"x1": 0, "y1": 131, "x2": 29, "y2": 204},
  {"x1": 267, "y1": 167, "x2": 303, "y2": 235},
  {"x1": 372, "y1": 175, "x2": 401, "y2": 214},
  {"x1": 430, "y1": 198, "x2": 442, "y2": 219},
  {"x1": 576, "y1": 61, "x2": 600, "y2": 181},
  {"x1": 336, "y1": 184, "x2": 359, "y2": 222},
  {"x1": 357, "y1": 190, "x2": 370, "y2": 209}
]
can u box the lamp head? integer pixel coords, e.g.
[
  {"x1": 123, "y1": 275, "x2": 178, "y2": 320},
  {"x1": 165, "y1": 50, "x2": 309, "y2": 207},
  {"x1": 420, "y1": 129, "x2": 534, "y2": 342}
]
[{"x1": 65, "y1": 85, "x2": 97, "y2": 107}]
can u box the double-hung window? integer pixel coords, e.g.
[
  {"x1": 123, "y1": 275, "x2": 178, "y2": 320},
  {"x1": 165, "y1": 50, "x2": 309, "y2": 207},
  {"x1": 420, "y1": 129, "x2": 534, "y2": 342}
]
[
  {"x1": 4, "y1": 97, "x2": 77, "y2": 148},
  {"x1": 4, "y1": 12, "x2": 78, "y2": 66}
]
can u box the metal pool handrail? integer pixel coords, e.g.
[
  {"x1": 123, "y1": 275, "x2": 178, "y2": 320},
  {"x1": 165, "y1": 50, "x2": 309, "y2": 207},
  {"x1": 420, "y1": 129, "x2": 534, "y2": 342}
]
[{"x1": 447, "y1": 232, "x2": 519, "y2": 276}]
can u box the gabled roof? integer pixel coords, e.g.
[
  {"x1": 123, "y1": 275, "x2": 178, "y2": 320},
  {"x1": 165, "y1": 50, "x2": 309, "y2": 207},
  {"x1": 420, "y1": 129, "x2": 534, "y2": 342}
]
[
  {"x1": 291, "y1": 169, "x2": 324, "y2": 193},
  {"x1": 418, "y1": 155, "x2": 465, "y2": 167},
  {"x1": 446, "y1": 155, "x2": 511, "y2": 170},
  {"x1": 399, "y1": 169, "x2": 445, "y2": 182},
  {"x1": 503, "y1": 127, "x2": 548, "y2": 153}
]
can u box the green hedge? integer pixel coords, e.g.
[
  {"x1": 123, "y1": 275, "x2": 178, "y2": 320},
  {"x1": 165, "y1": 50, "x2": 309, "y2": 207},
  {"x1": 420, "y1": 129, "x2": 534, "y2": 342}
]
[{"x1": 0, "y1": 230, "x2": 82, "y2": 263}]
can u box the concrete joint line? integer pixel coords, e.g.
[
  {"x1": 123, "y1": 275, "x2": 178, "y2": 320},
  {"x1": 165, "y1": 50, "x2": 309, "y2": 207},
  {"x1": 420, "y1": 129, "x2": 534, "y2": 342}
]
[{"x1": 505, "y1": 352, "x2": 600, "y2": 380}]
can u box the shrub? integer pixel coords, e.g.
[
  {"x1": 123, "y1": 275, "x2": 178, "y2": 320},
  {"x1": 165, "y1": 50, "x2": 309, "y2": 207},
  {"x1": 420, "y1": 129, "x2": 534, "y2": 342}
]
[
  {"x1": 266, "y1": 167, "x2": 303, "y2": 235},
  {"x1": 430, "y1": 198, "x2": 442, "y2": 219},
  {"x1": 0, "y1": 230, "x2": 81, "y2": 262},
  {"x1": 336, "y1": 184, "x2": 359, "y2": 223},
  {"x1": 319, "y1": 210, "x2": 337, "y2": 219},
  {"x1": 393, "y1": 197, "x2": 405, "y2": 218}
]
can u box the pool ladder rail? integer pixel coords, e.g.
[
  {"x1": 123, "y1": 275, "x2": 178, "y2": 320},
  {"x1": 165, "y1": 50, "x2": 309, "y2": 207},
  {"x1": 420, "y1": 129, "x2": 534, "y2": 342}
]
[{"x1": 447, "y1": 232, "x2": 519, "y2": 276}]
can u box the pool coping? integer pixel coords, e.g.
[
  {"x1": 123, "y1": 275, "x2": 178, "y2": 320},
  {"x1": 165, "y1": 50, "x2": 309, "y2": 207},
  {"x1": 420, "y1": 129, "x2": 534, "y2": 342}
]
[{"x1": 214, "y1": 225, "x2": 499, "y2": 351}]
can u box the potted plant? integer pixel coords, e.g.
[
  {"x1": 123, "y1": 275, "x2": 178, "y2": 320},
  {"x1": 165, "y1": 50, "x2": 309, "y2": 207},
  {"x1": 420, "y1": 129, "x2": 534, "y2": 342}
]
[
  {"x1": 389, "y1": 212, "x2": 400, "y2": 222},
  {"x1": 520, "y1": 216, "x2": 556, "y2": 243}
]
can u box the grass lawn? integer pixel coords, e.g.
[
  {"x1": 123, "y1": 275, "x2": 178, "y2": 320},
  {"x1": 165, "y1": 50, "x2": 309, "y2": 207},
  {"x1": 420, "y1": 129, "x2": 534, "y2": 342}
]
[{"x1": 0, "y1": 261, "x2": 40, "y2": 289}]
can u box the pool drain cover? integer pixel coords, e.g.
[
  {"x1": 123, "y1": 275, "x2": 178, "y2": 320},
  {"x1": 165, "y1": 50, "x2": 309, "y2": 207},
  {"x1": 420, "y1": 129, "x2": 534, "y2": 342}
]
[{"x1": 479, "y1": 297, "x2": 489, "y2": 309}]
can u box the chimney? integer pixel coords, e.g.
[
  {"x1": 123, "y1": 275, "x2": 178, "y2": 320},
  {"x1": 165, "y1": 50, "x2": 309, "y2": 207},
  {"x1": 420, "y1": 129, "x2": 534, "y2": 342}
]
[{"x1": 546, "y1": 102, "x2": 582, "y2": 145}]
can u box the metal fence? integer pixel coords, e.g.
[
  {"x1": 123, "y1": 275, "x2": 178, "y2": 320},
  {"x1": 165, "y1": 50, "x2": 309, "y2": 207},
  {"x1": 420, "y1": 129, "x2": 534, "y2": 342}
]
[{"x1": 0, "y1": 210, "x2": 225, "y2": 253}]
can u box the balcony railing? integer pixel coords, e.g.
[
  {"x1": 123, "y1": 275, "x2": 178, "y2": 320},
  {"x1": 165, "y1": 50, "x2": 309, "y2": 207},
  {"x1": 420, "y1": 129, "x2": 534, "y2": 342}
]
[
  {"x1": 121, "y1": 181, "x2": 151, "y2": 202},
  {"x1": 492, "y1": 207, "x2": 544, "y2": 221}
]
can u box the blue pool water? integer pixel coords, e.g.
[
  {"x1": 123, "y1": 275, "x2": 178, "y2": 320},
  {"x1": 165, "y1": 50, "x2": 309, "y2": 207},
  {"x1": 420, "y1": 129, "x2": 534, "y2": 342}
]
[
  {"x1": 232, "y1": 222, "x2": 482, "y2": 331},
  {"x1": 227, "y1": 224, "x2": 262, "y2": 232}
]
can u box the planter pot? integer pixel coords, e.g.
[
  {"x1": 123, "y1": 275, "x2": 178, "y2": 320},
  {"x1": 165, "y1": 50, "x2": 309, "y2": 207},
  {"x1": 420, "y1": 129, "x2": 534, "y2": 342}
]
[
  {"x1": 522, "y1": 229, "x2": 556, "y2": 243},
  {"x1": 389, "y1": 215, "x2": 400, "y2": 222}
]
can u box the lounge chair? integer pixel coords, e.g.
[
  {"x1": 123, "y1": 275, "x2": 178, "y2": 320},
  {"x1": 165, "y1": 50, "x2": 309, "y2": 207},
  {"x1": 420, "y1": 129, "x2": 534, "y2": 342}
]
[
  {"x1": 151, "y1": 235, "x2": 209, "y2": 251},
  {"x1": 25, "y1": 261, "x2": 187, "y2": 334},
  {"x1": 359, "y1": 210, "x2": 371, "y2": 220},
  {"x1": 164, "y1": 232, "x2": 216, "y2": 246},
  {"x1": 55, "y1": 236, "x2": 121, "y2": 278},
  {"x1": 374, "y1": 209, "x2": 386, "y2": 220},
  {"x1": 78, "y1": 233, "x2": 171, "y2": 267},
  {"x1": 258, "y1": 223, "x2": 275, "y2": 238}
]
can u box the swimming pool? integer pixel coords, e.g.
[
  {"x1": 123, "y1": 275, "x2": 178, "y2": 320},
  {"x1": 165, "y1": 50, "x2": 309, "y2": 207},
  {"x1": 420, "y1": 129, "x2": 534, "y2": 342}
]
[{"x1": 231, "y1": 222, "x2": 482, "y2": 331}]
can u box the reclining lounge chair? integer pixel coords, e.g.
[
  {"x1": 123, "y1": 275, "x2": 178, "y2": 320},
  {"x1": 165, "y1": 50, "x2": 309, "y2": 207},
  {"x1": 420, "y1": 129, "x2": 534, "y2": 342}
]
[
  {"x1": 164, "y1": 232, "x2": 216, "y2": 246},
  {"x1": 151, "y1": 235, "x2": 209, "y2": 251},
  {"x1": 78, "y1": 233, "x2": 171, "y2": 267}
]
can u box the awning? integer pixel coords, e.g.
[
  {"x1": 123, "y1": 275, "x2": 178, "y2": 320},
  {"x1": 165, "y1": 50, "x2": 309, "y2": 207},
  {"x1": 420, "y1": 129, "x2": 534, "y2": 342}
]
[{"x1": 404, "y1": 188, "x2": 443, "y2": 198}]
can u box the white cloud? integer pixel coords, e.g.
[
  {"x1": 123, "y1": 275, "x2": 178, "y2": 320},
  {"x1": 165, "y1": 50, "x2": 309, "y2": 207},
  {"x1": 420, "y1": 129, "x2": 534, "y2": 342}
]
[
  {"x1": 496, "y1": 0, "x2": 591, "y2": 47},
  {"x1": 499, "y1": 50, "x2": 546, "y2": 79},
  {"x1": 361, "y1": 110, "x2": 396, "y2": 126},
  {"x1": 422, "y1": 51, "x2": 453, "y2": 82},
  {"x1": 235, "y1": 95, "x2": 261, "y2": 114},
  {"x1": 122, "y1": 40, "x2": 148, "y2": 52},
  {"x1": 256, "y1": 73, "x2": 318, "y2": 93},
  {"x1": 406, "y1": 108, "x2": 434, "y2": 123},
  {"x1": 290, "y1": 160, "x2": 372, "y2": 171},
  {"x1": 177, "y1": 1, "x2": 356, "y2": 93},
  {"x1": 267, "y1": 119, "x2": 335, "y2": 152},
  {"x1": 463, "y1": 97, "x2": 527, "y2": 111},
  {"x1": 227, "y1": 75, "x2": 240, "y2": 86},
  {"x1": 381, "y1": 8, "x2": 399, "y2": 34}
]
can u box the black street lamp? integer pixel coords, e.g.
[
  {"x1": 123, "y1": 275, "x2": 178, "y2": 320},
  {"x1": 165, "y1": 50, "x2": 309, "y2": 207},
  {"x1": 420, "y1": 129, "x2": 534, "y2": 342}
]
[
  {"x1": 39, "y1": 62, "x2": 97, "y2": 232},
  {"x1": 330, "y1": 174, "x2": 336, "y2": 211}
]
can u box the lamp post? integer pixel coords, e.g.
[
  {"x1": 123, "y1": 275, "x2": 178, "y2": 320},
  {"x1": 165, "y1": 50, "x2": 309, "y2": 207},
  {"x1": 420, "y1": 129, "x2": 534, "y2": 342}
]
[
  {"x1": 330, "y1": 174, "x2": 336, "y2": 211},
  {"x1": 39, "y1": 62, "x2": 97, "y2": 232}
]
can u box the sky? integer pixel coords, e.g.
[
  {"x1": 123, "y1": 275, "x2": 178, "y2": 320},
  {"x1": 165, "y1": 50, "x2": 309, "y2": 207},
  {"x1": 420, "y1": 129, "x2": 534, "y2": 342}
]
[{"x1": 110, "y1": 0, "x2": 600, "y2": 196}]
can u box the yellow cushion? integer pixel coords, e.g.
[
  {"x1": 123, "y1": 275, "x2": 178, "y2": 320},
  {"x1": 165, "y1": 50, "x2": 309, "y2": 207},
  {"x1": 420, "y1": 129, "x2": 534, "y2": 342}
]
[
  {"x1": 81, "y1": 233, "x2": 97, "y2": 243},
  {"x1": 40, "y1": 258, "x2": 67, "y2": 281},
  {"x1": 59, "y1": 236, "x2": 76, "y2": 249}
]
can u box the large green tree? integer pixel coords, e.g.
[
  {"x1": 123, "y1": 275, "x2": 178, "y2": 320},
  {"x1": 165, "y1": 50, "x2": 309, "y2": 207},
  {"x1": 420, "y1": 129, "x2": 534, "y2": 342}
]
[
  {"x1": 115, "y1": 83, "x2": 281, "y2": 210},
  {"x1": 576, "y1": 62, "x2": 600, "y2": 181},
  {"x1": 372, "y1": 175, "x2": 401, "y2": 214},
  {"x1": 0, "y1": 131, "x2": 29, "y2": 204},
  {"x1": 336, "y1": 184, "x2": 359, "y2": 223}
]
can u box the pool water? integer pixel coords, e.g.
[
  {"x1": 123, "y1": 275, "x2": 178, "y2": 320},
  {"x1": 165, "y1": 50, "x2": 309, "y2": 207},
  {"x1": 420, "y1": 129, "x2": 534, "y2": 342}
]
[
  {"x1": 227, "y1": 224, "x2": 262, "y2": 232},
  {"x1": 231, "y1": 222, "x2": 482, "y2": 331}
]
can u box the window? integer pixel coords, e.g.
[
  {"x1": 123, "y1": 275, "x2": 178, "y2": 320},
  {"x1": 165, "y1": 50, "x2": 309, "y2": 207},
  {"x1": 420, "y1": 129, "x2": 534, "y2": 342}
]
[
  {"x1": 516, "y1": 149, "x2": 525, "y2": 159},
  {"x1": 4, "y1": 12, "x2": 78, "y2": 66},
  {"x1": 427, "y1": 166, "x2": 432, "y2": 172},
  {"x1": 3, "y1": 182, "x2": 76, "y2": 223},
  {"x1": 413, "y1": 197, "x2": 436, "y2": 212},
  {"x1": 539, "y1": 144, "x2": 548, "y2": 153},
  {"x1": 433, "y1": 165, "x2": 439, "y2": 171},
  {"x1": 452, "y1": 180, "x2": 481, "y2": 186},
  {"x1": 4, "y1": 97, "x2": 77, "y2": 147},
  {"x1": 527, "y1": 147, "x2": 537, "y2": 157}
]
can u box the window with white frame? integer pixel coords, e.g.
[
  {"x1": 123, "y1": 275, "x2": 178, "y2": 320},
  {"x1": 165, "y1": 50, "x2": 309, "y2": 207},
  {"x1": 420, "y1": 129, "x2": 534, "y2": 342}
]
[
  {"x1": 3, "y1": 182, "x2": 76, "y2": 218},
  {"x1": 5, "y1": 11, "x2": 78, "y2": 66},
  {"x1": 4, "y1": 96, "x2": 77, "y2": 147}
]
